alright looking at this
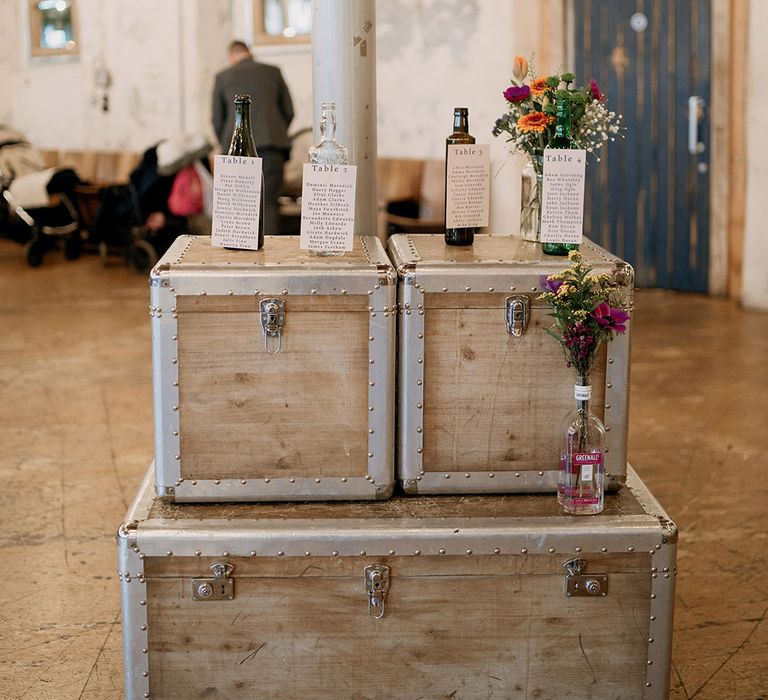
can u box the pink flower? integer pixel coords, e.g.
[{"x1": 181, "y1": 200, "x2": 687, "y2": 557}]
[
  {"x1": 591, "y1": 302, "x2": 630, "y2": 333},
  {"x1": 503, "y1": 84, "x2": 531, "y2": 103},
  {"x1": 589, "y1": 79, "x2": 604, "y2": 102}
]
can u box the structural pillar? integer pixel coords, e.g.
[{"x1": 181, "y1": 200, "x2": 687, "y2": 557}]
[{"x1": 311, "y1": 0, "x2": 378, "y2": 236}]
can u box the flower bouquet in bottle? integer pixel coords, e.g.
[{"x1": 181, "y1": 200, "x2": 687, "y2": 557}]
[{"x1": 539, "y1": 251, "x2": 632, "y2": 514}]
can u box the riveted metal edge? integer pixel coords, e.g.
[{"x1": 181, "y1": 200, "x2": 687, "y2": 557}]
[
  {"x1": 403, "y1": 470, "x2": 558, "y2": 494},
  {"x1": 172, "y1": 477, "x2": 387, "y2": 502},
  {"x1": 118, "y1": 520, "x2": 149, "y2": 700},
  {"x1": 151, "y1": 280, "x2": 181, "y2": 497},
  {"x1": 368, "y1": 279, "x2": 396, "y2": 498},
  {"x1": 398, "y1": 278, "x2": 425, "y2": 482},
  {"x1": 646, "y1": 538, "x2": 677, "y2": 698}
]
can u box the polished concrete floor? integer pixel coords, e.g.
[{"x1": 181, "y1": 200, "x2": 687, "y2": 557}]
[{"x1": 0, "y1": 238, "x2": 766, "y2": 699}]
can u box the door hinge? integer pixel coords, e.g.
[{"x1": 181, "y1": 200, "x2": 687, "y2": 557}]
[
  {"x1": 260, "y1": 298, "x2": 286, "y2": 353},
  {"x1": 364, "y1": 564, "x2": 390, "y2": 619},
  {"x1": 505, "y1": 295, "x2": 530, "y2": 337},
  {"x1": 192, "y1": 562, "x2": 235, "y2": 601},
  {"x1": 563, "y1": 558, "x2": 609, "y2": 597}
]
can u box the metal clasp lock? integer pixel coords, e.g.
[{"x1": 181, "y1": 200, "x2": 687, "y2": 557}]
[
  {"x1": 505, "y1": 295, "x2": 530, "y2": 337},
  {"x1": 364, "y1": 564, "x2": 390, "y2": 620},
  {"x1": 259, "y1": 298, "x2": 285, "y2": 354},
  {"x1": 563, "y1": 558, "x2": 609, "y2": 597},
  {"x1": 192, "y1": 562, "x2": 235, "y2": 601}
]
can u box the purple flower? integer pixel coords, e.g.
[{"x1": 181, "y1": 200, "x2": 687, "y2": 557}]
[
  {"x1": 591, "y1": 302, "x2": 630, "y2": 333},
  {"x1": 540, "y1": 275, "x2": 563, "y2": 294},
  {"x1": 503, "y1": 84, "x2": 531, "y2": 103},
  {"x1": 589, "y1": 79, "x2": 604, "y2": 102}
]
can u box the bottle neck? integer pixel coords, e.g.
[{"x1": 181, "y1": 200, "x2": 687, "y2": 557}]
[
  {"x1": 553, "y1": 100, "x2": 572, "y2": 141},
  {"x1": 229, "y1": 100, "x2": 257, "y2": 156},
  {"x1": 453, "y1": 110, "x2": 469, "y2": 134},
  {"x1": 320, "y1": 108, "x2": 337, "y2": 142},
  {"x1": 574, "y1": 377, "x2": 591, "y2": 414}
]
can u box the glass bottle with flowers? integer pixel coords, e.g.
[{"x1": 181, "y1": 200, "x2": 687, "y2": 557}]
[
  {"x1": 539, "y1": 251, "x2": 632, "y2": 514},
  {"x1": 492, "y1": 57, "x2": 622, "y2": 243}
]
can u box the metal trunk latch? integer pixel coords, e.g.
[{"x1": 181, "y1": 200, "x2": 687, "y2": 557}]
[
  {"x1": 563, "y1": 558, "x2": 609, "y2": 597},
  {"x1": 260, "y1": 298, "x2": 286, "y2": 354},
  {"x1": 192, "y1": 562, "x2": 235, "y2": 601},
  {"x1": 364, "y1": 564, "x2": 390, "y2": 619},
  {"x1": 505, "y1": 295, "x2": 530, "y2": 337}
]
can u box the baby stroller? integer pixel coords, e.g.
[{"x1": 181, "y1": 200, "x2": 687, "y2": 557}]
[
  {"x1": 91, "y1": 136, "x2": 211, "y2": 274},
  {"x1": 0, "y1": 128, "x2": 82, "y2": 266}
]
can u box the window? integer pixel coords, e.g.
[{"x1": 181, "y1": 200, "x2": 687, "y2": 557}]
[
  {"x1": 28, "y1": 0, "x2": 79, "y2": 58},
  {"x1": 254, "y1": 0, "x2": 311, "y2": 44}
]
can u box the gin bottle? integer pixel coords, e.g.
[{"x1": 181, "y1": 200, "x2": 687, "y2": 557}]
[
  {"x1": 444, "y1": 107, "x2": 476, "y2": 246},
  {"x1": 309, "y1": 102, "x2": 348, "y2": 165},
  {"x1": 557, "y1": 378, "x2": 606, "y2": 515},
  {"x1": 542, "y1": 95, "x2": 579, "y2": 257}
]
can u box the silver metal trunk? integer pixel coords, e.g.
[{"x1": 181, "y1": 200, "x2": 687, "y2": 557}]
[
  {"x1": 150, "y1": 235, "x2": 396, "y2": 502},
  {"x1": 118, "y1": 463, "x2": 676, "y2": 699},
  {"x1": 387, "y1": 233, "x2": 634, "y2": 495}
]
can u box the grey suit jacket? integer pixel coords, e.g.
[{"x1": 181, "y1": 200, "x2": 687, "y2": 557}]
[{"x1": 212, "y1": 57, "x2": 295, "y2": 153}]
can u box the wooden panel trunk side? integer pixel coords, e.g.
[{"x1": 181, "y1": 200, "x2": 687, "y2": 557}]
[
  {"x1": 176, "y1": 294, "x2": 370, "y2": 479},
  {"x1": 422, "y1": 294, "x2": 606, "y2": 473},
  {"x1": 145, "y1": 554, "x2": 652, "y2": 700}
]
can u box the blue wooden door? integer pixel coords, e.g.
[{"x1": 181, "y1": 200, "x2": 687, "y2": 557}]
[{"x1": 573, "y1": 0, "x2": 711, "y2": 291}]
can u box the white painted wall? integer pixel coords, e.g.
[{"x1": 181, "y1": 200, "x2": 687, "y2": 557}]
[{"x1": 741, "y1": 0, "x2": 768, "y2": 310}]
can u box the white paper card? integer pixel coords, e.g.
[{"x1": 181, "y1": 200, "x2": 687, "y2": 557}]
[
  {"x1": 540, "y1": 148, "x2": 587, "y2": 244},
  {"x1": 211, "y1": 154, "x2": 262, "y2": 249},
  {"x1": 445, "y1": 144, "x2": 490, "y2": 229},
  {"x1": 580, "y1": 463, "x2": 594, "y2": 482},
  {"x1": 299, "y1": 163, "x2": 357, "y2": 253}
]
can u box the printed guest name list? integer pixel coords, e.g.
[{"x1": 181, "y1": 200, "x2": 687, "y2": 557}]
[
  {"x1": 445, "y1": 144, "x2": 490, "y2": 229},
  {"x1": 211, "y1": 154, "x2": 263, "y2": 249},
  {"x1": 540, "y1": 148, "x2": 587, "y2": 245},
  {"x1": 300, "y1": 163, "x2": 357, "y2": 253}
]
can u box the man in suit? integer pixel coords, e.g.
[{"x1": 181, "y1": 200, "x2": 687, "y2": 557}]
[{"x1": 212, "y1": 40, "x2": 295, "y2": 235}]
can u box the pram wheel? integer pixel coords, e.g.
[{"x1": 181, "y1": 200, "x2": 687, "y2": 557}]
[
  {"x1": 24, "y1": 238, "x2": 45, "y2": 267},
  {"x1": 64, "y1": 232, "x2": 82, "y2": 260},
  {"x1": 127, "y1": 239, "x2": 158, "y2": 275}
]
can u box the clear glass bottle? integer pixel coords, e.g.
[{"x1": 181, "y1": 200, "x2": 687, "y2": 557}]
[
  {"x1": 307, "y1": 102, "x2": 348, "y2": 257},
  {"x1": 444, "y1": 107, "x2": 476, "y2": 246},
  {"x1": 557, "y1": 376, "x2": 606, "y2": 515},
  {"x1": 520, "y1": 156, "x2": 543, "y2": 242},
  {"x1": 309, "y1": 102, "x2": 348, "y2": 165},
  {"x1": 542, "y1": 95, "x2": 579, "y2": 257}
]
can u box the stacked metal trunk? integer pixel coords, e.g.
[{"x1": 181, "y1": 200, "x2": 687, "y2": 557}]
[{"x1": 119, "y1": 233, "x2": 677, "y2": 699}]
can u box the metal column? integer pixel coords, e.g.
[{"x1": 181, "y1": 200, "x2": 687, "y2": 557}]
[{"x1": 311, "y1": 0, "x2": 378, "y2": 236}]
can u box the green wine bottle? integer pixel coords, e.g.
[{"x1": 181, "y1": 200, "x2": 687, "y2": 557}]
[
  {"x1": 542, "y1": 95, "x2": 580, "y2": 257},
  {"x1": 444, "y1": 107, "x2": 476, "y2": 246}
]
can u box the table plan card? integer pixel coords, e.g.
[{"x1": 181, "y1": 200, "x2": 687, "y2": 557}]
[
  {"x1": 211, "y1": 154, "x2": 262, "y2": 249},
  {"x1": 540, "y1": 148, "x2": 587, "y2": 245},
  {"x1": 299, "y1": 163, "x2": 357, "y2": 253},
  {"x1": 445, "y1": 144, "x2": 490, "y2": 229}
]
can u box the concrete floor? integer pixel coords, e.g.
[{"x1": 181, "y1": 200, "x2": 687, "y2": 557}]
[{"x1": 0, "y1": 238, "x2": 766, "y2": 699}]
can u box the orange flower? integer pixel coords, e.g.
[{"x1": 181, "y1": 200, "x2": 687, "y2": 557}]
[
  {"x1": 513, "y1": 55, "x2": 529, "y2": 81},
  {"x1": 530, "y1": 77, "x2": 549, "y2": 96},
  {"x1": 517, "y1": 111, "x2": 550, "y2": 133}
]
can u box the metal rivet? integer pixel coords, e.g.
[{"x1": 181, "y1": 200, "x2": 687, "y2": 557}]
[
  {"x1": 281, "y1": 289, "x2": 288, "y2": 295},
  {"x1": 647, "y1": 660, "x2": 653, "y2": 666},
  {"x1": 628, "y1": 546, "x2": 635, "y2": 552},
  {"x1": 172, "y1": 405, "x2": 179, "y2": 411},
  {"x1": 264, "y1": 478, "x2": 270, "y2": 483},
  {"x1": 521, "y1": 548, "x2": 528, "y2": 554},
  {"x1": 368, "y1": 453, "x2": 374, "y2": 458},
  {"x1": 465, "y1": 286, "x2": 471, "y2": 291},
  {"x1": 278, "y1": 551, "x2": 284, "y2": 556},
  {"x1": 374, "y1": 284, "x2": 381, "y2": 290},
  {"x1": 368, "y1": 428, "x2": 375, "y2": 434},
  {"x1": 605, "y1": 403, "x2": 612, "y2": 409},
  {"x1": 413, "y1": 550, "x2": 421, "y2": 556},
  {"x1": 214, "y1": 479, "x2": 220, "y2": 485},
  {"x1": 548, "y1": 547, "x2": 556, "y2": 553},
  {"x1": 443, "y1": 473, "x2": 451, "y2": 479},
  {"x1": 494, "y1": 548, "x2": 501, "y2": 554},
  {"x1": 510, "y1": 286, "x2": 516, "y2": 291},
  {"x1": 250, "y1": 551, "x2": 257, "y2": 557},
  {"x1": 417, "y1": 380, "x2": 423, "y2": 386},
  {"x1": 465, "y1": 473, "x2": 471, "y2": 478},
  {"x1": 194, "y1": 550, "x2": 201, "y2": 557},
  {"x1": 538, "y1": 471, "x2": 544, "y2": 477},
  {"x1": 608, "y1": 358, "x2": 614, "y2": 364},
  {"x1": 174, "y1": 455, "x2": 180, "y2": 461},
  {"x1": 310, "y1": 288, "x2": 317, "y2": 294},
  {"x1": 601, "y1": 547, "x2": 608, "y2": 552},
  {"x1": 142, "y1": 671, "x2": 149, "y2": 678},
  {"x1": 531, "y1": 287, "x2": 537, "y2": 292},
  {"x1": 651, "y1": 593, "x2": 657, "y2": 599},
  {"x1": 140, "y1": 624, "x2": 147, "y2": 631},
  {"x1": 439, "y1": 548, "x2": 446, "y2": 555},
  {"x1": 341, "y1": 477, "x2": 348, "y2": 483},
  {"x1": 489, "y1": 473, "x2": 495, "y2": 478},
  {"x1": 417, "y1": 357, "x2": 423, "y2": 364},
  {"x1": 466, "y1": 549, "x2": 473, "y2": 555},
  {"x1": 650, "y1": 615, "x2": 656, "y2": 621},
  {"x1": 488, "y1": 287, "x2": 495, "y2": 292},
  {"x1": 606, "y1": 382, "x2": 613, "y2": 388},
  {"x1": 290, "y1": 478, "x2": 295, "y2": 483},
  {"x1": 368, "y1": 336, "x2": 374, "y2": 342},
  {"x1": 369, "y1": 359, "x2": 375, "y2": 364},
  {"x1": 416, "y1": 448, "x2": 423, "y2": 454},
  {"x1": 442, "y1": 287, "x2": 448, "y2": 292},
  {"x1": 417, "y1": 333, "x2": 424, "y2": 339},
  {"x1": 305, "y1": 551, "x2": 311, "y2": 556},
  {"x1": 388, "y1": 550, "x2": 396, "y2": 556},
  {"x1": 223, "y1": 551, "x2": 229, "y2": 557},
  {"x1": 417, "y1": 402, "x2": 423, "y2": 409},
  {"x1": 369, "y1": 406, "x2": 374, "y2": 411},
  {"x1": 139, "y1": 600, "x2": 147, "y2": 606},
  {"x1": 166, "y1": 550, "x2": 173, "y2": 556},
  {"x1": 416, "y1": 426, "x2": 423, "y2": 433},
  {"x1": 515, "y1": 472, "x2": 521, "y2": 478},
  {"x1": 648, "y1": 637, "x2": 654, "y2": 643},
  {"x1": 365, "y1": 474, "x2": 372, "y2": 481},
  {"x1": 332, "y1": 551, "x2": 339, "y2": 557},
  {"x1": 200, "y1": 290, "x2": 207, "y2": 295},
  {"x1": 646, "y1": 683, "x2": 652, "y2": 688},
  {"x1": 191, "y1": 480, "x2": 197, "y2": 485},
  {"x1": 341, "y1": 289, "x2": 347, "y2": 295},
  {"x1": 241, "y1": 479, "x2": 247, "y2": 485},
  {"x1": 605, "y1": 426, "x2": 611, "y2": 432},
  {"x1": 575, "y1": 546, "x2": 582, "y2": 553}
]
